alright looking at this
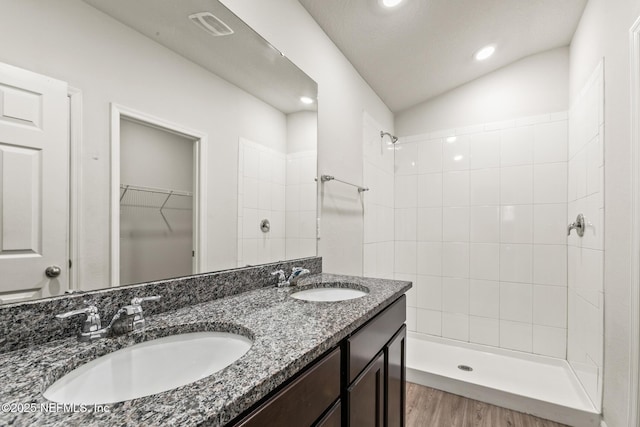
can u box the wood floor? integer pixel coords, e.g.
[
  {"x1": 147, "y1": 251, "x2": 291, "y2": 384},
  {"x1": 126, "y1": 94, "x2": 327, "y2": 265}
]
[{"x1": 406, "y1": 382, "x2": 569, "y2": 427}]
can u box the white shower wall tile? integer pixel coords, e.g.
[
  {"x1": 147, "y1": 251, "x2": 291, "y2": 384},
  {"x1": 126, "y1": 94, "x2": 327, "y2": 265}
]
[
  {"x1": 534, "y1": 120, "x2": 568, "y2": 164},
  {"x1": 469, "y1": 243, "x2": 500, "y2": 281},
  {"x1": 532, "y1": 244, "x2": 567, "y2": 286},
  {"x1": 533, "y1": 325, "x2": 567, "y2": 358},
  {"x1": 533, "y1": 204, "x2": 568, "y2": 245},
  {"x1": 470, "y1": 316, "x2": 500, "y2": 347},
  {"x1": 362, "y1": 112, "x2": 395, "y2": 282},
  {"x1": 442, "y1": 312, "x2": 469, "y2": 341},
  {"x1": 533, "y1": 284, "x2": 567, "y2": 328},
  {"x1": 499, "y1": 244, "x2": 533, "y2": 284},
  {"x1": 470, "y1": 169, "x2": 500, "y2": 205},
  {"x1": 442, "y1": 135, "x2": 470, "y2": 171},
  {"x1": 500, "y1": 320, "x2": 533, "y2": 352},
  {"x1": 394, "y1": 141, "x2": 419, "y2": 175},
  {"x1": 417, "y1": 173, "x2": 443, "y2": 207},
  {"x1": 417, "y1": 275, "x2": 442, "y2": 310},
  {"x1": 500, "y1": 205, "x2": 533, "y2": 244},
  {"x1": 500, "y1": 282, "x2": 533, "y2": 323},
  {"x1": 284, "y1": 150, "x2": 317, "y2": 261},
  {"x1": 566, "y1": 63, "x2": 604, "y2": 410},
  {"x1": 417, "y1": 242, "x2": 443, "y2": 276},
  {"x1": 533, "y1": 163, "x2": 568, "y2": 204},
  {"x1": 470, "y1": 131, "x2": 500, "y2": 169},
  {"x1": 442, "y1": 277, "x2": 469, "y2": 314},
  {"x1": 500, "y1": 165, "x2": 533, "y2": 205},
  {"x1": 395, "y1": 208, "x2": 417, "y2": 241},
  {"x1": 500, "y1": 126, "x2": 534, "y2": 167},
  {"x1": 469, "y1": 280, "x2": 500, "y2": 319},
  {"x1": 442, "y1": 171, "x2": 469, "y2": 206},
  {"x1": 417, "y1": 139, "x2": 443, "y2": 174},
  {"x1": 442, "y1": 242, "x2": 469, "y2": 278},
  {"x1": 417, "y1": 208, "x2": 443, "y2": 242},
  {"x1": 442, "y1": 207, "x2": 469, "y2": 242},
  {"x1": 395, "y1": 175, "x2": 418, "y2": 208},
  {"x1": 417, "y1": 308, "x2": 442, "y2": 336},
  {"x1": 470, "y1": 206, "x2": 500, "y2": 243},
  {"x1": 371, "y1": 112, "x2": 569, "y2": 357}
]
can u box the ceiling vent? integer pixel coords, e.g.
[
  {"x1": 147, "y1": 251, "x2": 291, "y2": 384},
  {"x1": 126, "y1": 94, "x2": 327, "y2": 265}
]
[{"x1": 188, "y1": 12, "x2": 234, "y2": 37}]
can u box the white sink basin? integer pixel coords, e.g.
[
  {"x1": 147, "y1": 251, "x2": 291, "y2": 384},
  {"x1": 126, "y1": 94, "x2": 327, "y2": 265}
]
[
  {"x1": 43, "y1": 331, "x2": 252, "y2": 404},
  {"x1": 291, "y1": 287, "x2": 368, "y2": 302}
]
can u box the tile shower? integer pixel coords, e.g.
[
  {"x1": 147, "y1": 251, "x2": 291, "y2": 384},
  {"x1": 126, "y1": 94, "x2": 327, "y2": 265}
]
[
  {"x1": 393, "y1": 113, "x2": 569, "y2": 357},
  {"x1": 362, "y1": 62, "x2": 604, "y2": 422},
  {"x1": 237, "y1": 138, "x2": 317, "y2": 267}
]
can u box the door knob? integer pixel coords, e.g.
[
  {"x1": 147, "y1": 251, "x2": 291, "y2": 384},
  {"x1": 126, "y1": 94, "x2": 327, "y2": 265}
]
[{"x1": 45, "y1": 265, "x2": 62, "y2": 278}]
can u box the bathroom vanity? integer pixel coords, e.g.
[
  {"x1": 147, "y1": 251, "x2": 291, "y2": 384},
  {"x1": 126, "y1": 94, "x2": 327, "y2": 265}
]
[
  {"x1": 0, "y1": 258, "x2": 411, "y2": 426},
  {"x1": 234, "y1": 294, "x2": 406, "y2": 427}
]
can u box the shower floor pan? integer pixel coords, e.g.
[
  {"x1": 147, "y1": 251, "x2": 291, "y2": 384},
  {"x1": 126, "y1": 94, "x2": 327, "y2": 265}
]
[{"x1": 407, "y1": 332, "x2": 600, "y2": 427}]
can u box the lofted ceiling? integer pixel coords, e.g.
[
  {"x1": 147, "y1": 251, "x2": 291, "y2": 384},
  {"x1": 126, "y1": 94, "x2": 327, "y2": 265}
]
[{"x1": 298, "y1": 0, "x2": 587, "y2": 112}]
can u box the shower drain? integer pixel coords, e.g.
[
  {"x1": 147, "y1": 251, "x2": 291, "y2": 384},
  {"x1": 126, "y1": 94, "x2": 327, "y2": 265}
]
[{"x1": 457, "y1": 365, "x2": 473, "y2": 372}]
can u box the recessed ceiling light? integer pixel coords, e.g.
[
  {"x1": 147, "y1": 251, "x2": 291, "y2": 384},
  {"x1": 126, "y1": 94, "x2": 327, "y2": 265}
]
[
  {"x1": 446, "y1": 136, "x2": 457, "y2": 143},
  {"x1": 454, "y1": 155, "x2": 463, "y2": 162},
  {"x1": 300, "y1": 96, "x2": 314, "y2": 105},
  {"x1": 382, "y1": 0, "x2": 403, "y2": 8},
  {"x1": 475, "y1": 45, "x2": 496, "y2": 61}
]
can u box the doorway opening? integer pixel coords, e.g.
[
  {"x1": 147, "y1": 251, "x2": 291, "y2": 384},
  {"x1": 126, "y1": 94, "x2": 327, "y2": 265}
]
[{"x1": 110, "y1": 104, "x2": 207, "y2": 287}]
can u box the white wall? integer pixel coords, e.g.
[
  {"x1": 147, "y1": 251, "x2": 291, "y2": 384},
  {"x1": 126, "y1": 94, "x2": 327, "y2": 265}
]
[
  {"x1": 396, "y1": 47, "x2": 569, "y2": 137},
  {"x1": 221, "y1": 0, "x2": 394, "y2": 276},
  {"x1": 570, "y1": 1, "x2": 640, "y2": 425},
  {"x1": 0, "y1": 0, "x2": 288, "y2": 289},
  {"x1": 287, "y1": 111, "x2": 318, "y2": 154}
]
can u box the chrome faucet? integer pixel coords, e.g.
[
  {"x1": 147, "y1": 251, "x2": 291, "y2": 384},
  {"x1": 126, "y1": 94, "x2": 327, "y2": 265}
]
[
  {"x1": 271, "y1": 267, "x2": 310, "y2": 287},
  {"x1": 56, "y1": 296, "x2": 161, "y2": 342},
  {"x1": 288, "y1": 267, "x2": 310, "y2": 285}
]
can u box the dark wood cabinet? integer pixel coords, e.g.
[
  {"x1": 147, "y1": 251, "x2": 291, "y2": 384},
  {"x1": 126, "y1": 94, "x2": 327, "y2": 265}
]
[
  {"x1": 347, "y1": 352, "x2": 385, "y2": 427},
  {"x1": 231, "y1": 295, "x2": 406, "y2": 427},
  {"x1": 385, "y1": 325, "x2": 406, "y2": 427},
  {"x1": 235, "y1": 347, "x2": 341, "y2": 427},
  {"x1": 316, "y1": 400, "x2": 342, "y2": 427}
]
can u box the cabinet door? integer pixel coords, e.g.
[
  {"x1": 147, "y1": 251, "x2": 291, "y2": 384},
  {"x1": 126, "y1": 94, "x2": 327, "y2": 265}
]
[
  {"x1": 316, "y1": 400, "x2": 341, "y2": 427},
  {"x1": 347, "y1": 352, "x2": 385, "y2": 427},
  {"x1": 236, "y1": 347, "x2": 341, "y2": 427},
  {"x1": 386, "y1": 325, "x2": 406, "y2": 427}
]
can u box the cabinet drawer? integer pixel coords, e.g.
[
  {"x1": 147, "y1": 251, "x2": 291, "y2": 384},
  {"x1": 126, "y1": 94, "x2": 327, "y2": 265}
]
[
  {"x1": 236, "y1": 347, "x2": 341, "y2": 427},
  {"x1": 347, "y1": 295, "x2": 405, "y2": 383}
]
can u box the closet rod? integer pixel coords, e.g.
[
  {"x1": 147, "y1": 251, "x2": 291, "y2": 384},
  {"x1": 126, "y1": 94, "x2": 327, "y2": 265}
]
[{"x1": 119, "y1": 184, "x2": 192, "y2": 201}]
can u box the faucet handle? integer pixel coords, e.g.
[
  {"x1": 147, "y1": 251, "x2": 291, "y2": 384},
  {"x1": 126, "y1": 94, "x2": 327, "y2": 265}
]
[
  {"x1": 115, "y1": 295, "x2": 161, "y2": 332},
  {"x1": 271, "y1": 269, "x2": 286, "y2": 281},
  {"x1": 56, "y1": 305, "x2": 98, "y2": 319},
  {"x1": 131, "y1": 295, "x2": 161, "y2": 306},
  {"x1": 56, "y1": 305, "x2": 102, "y2": 333}
]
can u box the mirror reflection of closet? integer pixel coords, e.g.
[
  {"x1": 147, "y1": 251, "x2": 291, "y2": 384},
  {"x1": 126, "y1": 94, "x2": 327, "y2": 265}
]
[{"x1": 119, "y1": 118, "x2": 196, "y2": 285}]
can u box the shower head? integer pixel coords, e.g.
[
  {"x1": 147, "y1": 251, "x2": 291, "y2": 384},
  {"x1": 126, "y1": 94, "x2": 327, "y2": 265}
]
[{"x1": 380, "y1": 131, "x2": 398, "y2": 144}]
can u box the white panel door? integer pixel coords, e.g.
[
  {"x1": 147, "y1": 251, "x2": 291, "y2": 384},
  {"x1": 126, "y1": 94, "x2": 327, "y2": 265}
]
[{"x1": 0, "y1": 62, "x2": 69, "y2": 303}]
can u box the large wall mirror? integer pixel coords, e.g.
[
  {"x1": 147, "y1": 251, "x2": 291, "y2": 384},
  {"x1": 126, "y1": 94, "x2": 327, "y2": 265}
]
[{"x1": 0, "y1": 0, "x2": 318, "y2": 304}]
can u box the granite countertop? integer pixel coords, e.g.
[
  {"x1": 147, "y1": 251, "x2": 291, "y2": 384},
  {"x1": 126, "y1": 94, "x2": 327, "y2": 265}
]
[{"x1": 0, "y1": 273, "x2": 410, "y2": 427}]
